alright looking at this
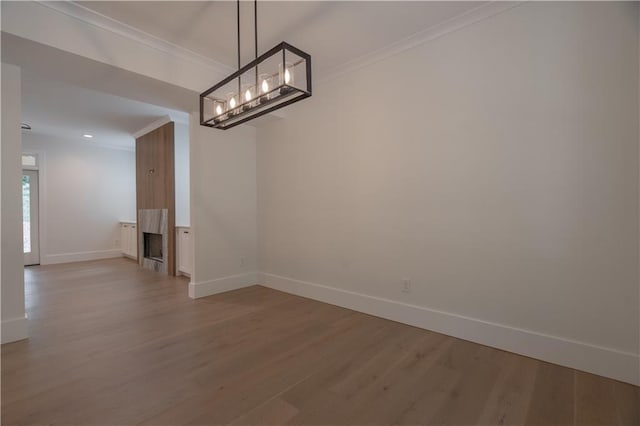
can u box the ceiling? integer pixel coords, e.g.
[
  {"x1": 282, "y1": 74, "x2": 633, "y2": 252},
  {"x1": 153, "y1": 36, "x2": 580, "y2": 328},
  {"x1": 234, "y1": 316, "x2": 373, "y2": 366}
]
[
  {"x1": 76, "y1": 1, "x2": 485, "y2": 79},
  {"x1": 2, "y1": 33, "x2": 198, "y2": 113},
  {"x1": 21, "y1": 71, "x2": 188, "y2": 150},
  {"x1": 11, "y1": 1, "x2": 489, "y2": 150}
]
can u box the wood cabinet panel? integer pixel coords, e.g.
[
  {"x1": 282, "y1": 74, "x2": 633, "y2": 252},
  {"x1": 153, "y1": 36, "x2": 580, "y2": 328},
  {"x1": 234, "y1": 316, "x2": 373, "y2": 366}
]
[{"x1": 120, "y1": 223, "x2": 137, "y2": 259}]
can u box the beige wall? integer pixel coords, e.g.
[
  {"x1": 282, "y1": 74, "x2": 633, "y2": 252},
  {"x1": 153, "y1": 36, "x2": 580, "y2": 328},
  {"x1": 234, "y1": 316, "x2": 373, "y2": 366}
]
[
  {"x1": 257, "y1": 2, "x2": 639, "y2": 384},
  {"x1": 1, "y1": 63, "x2": 27, "y2": 343},
  {"x1": 189, "y1": 114, "x2": 257, "y2": 297}
]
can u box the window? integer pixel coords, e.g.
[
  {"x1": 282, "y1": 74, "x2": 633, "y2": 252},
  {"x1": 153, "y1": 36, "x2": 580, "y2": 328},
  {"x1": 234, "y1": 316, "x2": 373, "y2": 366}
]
[{"x1": 22, "y1": 154, "x2": 38, "y2": 168}]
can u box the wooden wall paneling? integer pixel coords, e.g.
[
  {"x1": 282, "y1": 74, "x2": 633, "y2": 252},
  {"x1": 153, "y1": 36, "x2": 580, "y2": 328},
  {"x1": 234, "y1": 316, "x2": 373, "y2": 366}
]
[{"x1": 135, "y1": 122, "x2": 176, "y2": 275}]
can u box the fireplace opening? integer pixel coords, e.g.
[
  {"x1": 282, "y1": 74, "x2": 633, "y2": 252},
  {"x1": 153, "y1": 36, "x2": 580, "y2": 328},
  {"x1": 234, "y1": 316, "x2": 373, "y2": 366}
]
[{"x1": 143, "y1": 232, "x2": 163, "y2": 263}]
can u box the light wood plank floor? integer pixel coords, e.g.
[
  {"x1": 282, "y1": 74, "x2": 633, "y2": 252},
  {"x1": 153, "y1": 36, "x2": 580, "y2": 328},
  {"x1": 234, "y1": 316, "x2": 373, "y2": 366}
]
[{"x1": 2, "y1": 258, "x2": 638, "y2": 425}]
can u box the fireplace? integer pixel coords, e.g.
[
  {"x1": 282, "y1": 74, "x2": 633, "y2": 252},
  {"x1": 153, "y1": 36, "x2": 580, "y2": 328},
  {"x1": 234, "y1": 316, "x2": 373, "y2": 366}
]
[
  {"x1": 143, "y1": 232, "x2": 163, "y2": 263},
  {"x1": 138, "y1": 208, "x2": 169, "y2": 273}
]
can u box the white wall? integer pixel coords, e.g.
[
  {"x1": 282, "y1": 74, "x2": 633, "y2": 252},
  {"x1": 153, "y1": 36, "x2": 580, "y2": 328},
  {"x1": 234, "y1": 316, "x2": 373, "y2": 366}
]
[
  {"x1": 175, "y1": 121, "x2": 190, "y2": 226},
  {"x1": 22, "y1": 134, "x2": 135, "y2": 264},
  {"x1": 188, "y1": 114, "x2": 257, "y2": 297},
  {"x1": 1, "y1": 63, "x2": 27, "y2": 343},
  {"x1": 257, "y1": 2, "x2": 640, "y2": 384}
]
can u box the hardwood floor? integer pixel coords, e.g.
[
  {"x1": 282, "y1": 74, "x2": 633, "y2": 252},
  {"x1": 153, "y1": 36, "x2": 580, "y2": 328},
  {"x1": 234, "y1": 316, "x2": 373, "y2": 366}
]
[{"x1": 2, "y1": 258, "x2": 638, "y2": 425}]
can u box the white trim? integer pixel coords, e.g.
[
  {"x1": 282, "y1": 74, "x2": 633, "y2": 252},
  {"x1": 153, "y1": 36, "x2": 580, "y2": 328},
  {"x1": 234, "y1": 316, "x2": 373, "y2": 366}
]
[
  {"x1": 38, "y1": 0, "x2": 233, "y2": 76},
  {"x1": 1, "y1": 315, "x2": 28, "y2": 344},
  {"x1": 42, "y1": 249, "x2": 123, "y2": 265},
  {"x1": 132, "y1": 115, "x2": 173, "y2": 139},
  {"x1": 259, "y1": 272, "x2": 640, "y2": 386},
  {"x1": 637, "y1": 1, "x2": 640, "y2": 384},
  {"x1": 319, "y1": 1, "x2": 524, "y2": 85},
  {"x1": 35, "y1": 0, "x2": 522, "y2": 89},
  {"x1": 189, "y1": 272, "x2": 258, "y2": 299}
]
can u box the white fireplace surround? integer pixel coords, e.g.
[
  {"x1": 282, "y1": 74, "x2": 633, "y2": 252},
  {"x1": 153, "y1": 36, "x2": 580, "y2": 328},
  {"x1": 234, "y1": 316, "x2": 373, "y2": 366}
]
[{"x1": 138, "y1": 208, "x2": 168, "y2": 274}]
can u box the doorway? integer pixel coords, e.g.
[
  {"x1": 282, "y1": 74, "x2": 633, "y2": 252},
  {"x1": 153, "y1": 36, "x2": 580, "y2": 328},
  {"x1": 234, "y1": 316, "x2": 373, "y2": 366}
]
[{"x1": 22, "y1": 168, "x2": 40, "y2": 266}]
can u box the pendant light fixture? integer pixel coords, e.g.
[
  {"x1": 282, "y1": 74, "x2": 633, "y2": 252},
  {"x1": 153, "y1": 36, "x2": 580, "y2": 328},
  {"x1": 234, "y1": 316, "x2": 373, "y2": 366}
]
[{"x1": 200, "y1": 0, "x2": 312, "y2": 130}]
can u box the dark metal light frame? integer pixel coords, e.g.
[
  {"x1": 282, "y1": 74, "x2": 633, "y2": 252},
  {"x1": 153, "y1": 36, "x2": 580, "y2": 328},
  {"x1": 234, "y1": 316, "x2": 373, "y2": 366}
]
[
  {"x1": 199, "y1": 0, "x2": 312, "y2": 130},
  {"x1": 199, "y1": 42, "x2": 312, "y2": 130}
]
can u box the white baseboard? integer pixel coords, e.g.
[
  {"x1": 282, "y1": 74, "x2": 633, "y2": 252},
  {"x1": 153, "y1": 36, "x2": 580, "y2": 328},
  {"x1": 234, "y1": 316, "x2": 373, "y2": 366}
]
[
  {"x1": 42, "y1": 249, "x2": 123, "y2": 265},
  {"x1": 1, "y1": 315, "x2": 28, "y2": 344},
  {"x1": 259, "y1": 272, "x2": 640, "y2": 386},
  {"x1": 189, "y1": 272, "x2": 258, "y2": 299}
]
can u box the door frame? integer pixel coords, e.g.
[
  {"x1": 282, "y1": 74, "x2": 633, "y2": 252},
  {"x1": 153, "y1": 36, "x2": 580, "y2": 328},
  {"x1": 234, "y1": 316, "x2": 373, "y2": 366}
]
[{"x1": 22, "y1": 150, "x2": 46, "y2": 266}]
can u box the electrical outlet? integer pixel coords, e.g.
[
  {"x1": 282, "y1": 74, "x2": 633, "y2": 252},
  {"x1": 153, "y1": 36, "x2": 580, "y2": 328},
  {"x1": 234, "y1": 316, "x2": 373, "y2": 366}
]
[
  {"x1": 401, "y1": 278, "x2": 411, "y2": 293},
  {"x1": 240, "y1": 257, "x2": 246, "y2": 267},
  {"x1": 115, "y1": 239, "x2": 120, "y2": 247}
]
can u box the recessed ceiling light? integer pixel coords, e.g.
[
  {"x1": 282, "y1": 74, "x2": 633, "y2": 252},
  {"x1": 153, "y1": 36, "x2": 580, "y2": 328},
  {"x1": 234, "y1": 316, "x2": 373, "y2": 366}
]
[{"x1": 83, "y1": 134, "x2": 93, "y2": 139}]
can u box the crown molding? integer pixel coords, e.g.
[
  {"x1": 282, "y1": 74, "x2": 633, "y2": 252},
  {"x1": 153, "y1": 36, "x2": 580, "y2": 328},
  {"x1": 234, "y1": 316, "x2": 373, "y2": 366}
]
[
  {"x1": 319, "y1": 1, "x2": 525, "y2": 85},
  {"x1": 35, "y1": 1, "x2": 525, "y2": 91},
  {"x1": 36, "y1": 1, "x2": 234, "y2": 76}
]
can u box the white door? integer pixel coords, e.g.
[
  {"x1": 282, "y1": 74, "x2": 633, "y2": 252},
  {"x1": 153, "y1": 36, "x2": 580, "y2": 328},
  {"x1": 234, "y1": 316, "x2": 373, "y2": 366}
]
[{"x1": 23, "y1": 170, "x2": 40, "y2": 265}]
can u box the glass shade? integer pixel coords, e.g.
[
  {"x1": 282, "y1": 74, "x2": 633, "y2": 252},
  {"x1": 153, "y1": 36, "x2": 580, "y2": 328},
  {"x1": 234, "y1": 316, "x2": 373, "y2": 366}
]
[
  {"x1": 242, "y1": 84, "x2": 257, "y2": 109},
  {"x1": 212, "y1": 99, "x2": 227, "y2": 122},
  {"x1": 259, "y1": 73, "x2": 273, "y2": 101},
  {"x1": 226, "y1": 92, "x2": 239, "y2": 115}
]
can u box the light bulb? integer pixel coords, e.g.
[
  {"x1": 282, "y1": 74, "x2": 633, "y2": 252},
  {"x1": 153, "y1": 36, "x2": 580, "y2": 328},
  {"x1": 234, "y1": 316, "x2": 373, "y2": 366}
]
[
  {"x1": 284, "y1": 69, "x2": 291, "y2": 84},
  {"x1": 229, "y1": 97, "x2": 236, "y2": 108},
  {"x1": 261, "y1": 79, "x2": 269, "y2": 93},
  {"x1": 245, "y1": 89, "x2": 252, "y2": 102},
  {"x1": 215, "y1": 105, "x2": 222, "y2": 116}
]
